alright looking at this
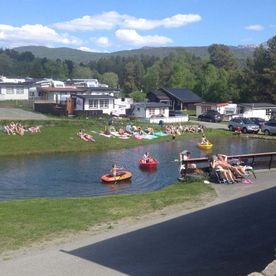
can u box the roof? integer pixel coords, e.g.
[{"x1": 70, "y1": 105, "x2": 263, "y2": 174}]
[
  {"x1": 73, "y1": 94, "x2": 115, "y2": 99},
  {"x1": 40, "y1": 87, "x2": 86, "y2": 93},
  {"x1": 133, "y1": 102, "x2": 169, "y2": 108},
  {"x1": 149, "y1": 90, "x2": 170, "y2": 100},
  {"x1": 82, "y1": 87, "x2": 120, "y2": 92},
  {"x1": 195, "y1": 102, "x2": 231, "y2": 107},
  {"x1": 161, "y1": 88, "x2": 203, "y2": 103},
  {"x1": 238, "y1": 103, "x2": 276, "y2": 109},
  {"x1": 0, "y1": 82, "x2": 33, "y2": 87}
]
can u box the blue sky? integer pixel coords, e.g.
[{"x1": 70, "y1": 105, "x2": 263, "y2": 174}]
[{"x1": 0, "y1": 0, "x2": 275, "y2": 52}]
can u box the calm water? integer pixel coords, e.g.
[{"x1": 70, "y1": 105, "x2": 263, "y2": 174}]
[{"x1": 1, "y1": 136, "x2": 276, "y2": 200}]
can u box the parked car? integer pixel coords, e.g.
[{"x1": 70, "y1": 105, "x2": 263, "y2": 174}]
[
  {"x1": 248, "y1": 117, "x2": 266, "y2": 128},
  {"x1": 261, "y1": 121, "x2": 276, "y2": 135},
  {"x1": 228, "y1": 117, "x2": 260, "y2": 134},
  {"x1": 169, "y1": 110, "x2": 188, "y2": 118},
  {"x1": 198, "y1": 110, "x2": 223, "y2": 122}
]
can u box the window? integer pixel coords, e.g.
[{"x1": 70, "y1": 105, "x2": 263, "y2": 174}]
[
  {"x1": 16, "y1": 88, "x2": 24, "y2": 94},
  {"x1": 99, "y1": 99, "x2": 109, "y2": 108},
  {"x1": 160, "y1": 108, "x2": 165, "y2": 115},
  {"x1": 148, "y1": 108, "x2": 155, "y2": 116},
  {"x1": 266, "y1": 109, "x2": 270, "y2": 116},
  {"x1": 89, "y1": 99, "x2": 98, "y2": 109},
  {"x1": 6, "y1": 88, "x2": 14, "y2": 94}
]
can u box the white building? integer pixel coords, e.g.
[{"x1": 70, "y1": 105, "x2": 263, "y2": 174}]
[
  {"x1": 0, "y1": 83, "x2": 31, "y2": 101},
  {"x1": 113, "y1": 98, "x2": 133, "y2": 116},
  {"x1": 131, "y1": 102, "x2": 170, "y2": 118},
  {"x1": 237, "y1": 103, "x2": 276, "y2": 120},
  {"x1": 73, "y1": 94, "x2": 115, "y2": 115}
]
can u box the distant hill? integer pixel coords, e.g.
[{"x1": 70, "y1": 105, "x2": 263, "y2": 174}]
[{"x1": 13, "y1": 45, "x2": 255, "y2": 64}]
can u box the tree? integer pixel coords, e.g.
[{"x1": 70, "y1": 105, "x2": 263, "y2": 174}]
[
  {"x1": 129, "y1": 90, "x2": 147, "y2": 102},
  {"x1": 71, "y1": 64, "x2": 93, "y2": 79},
  {"x1": 208, "y1": 44, "x2": 238, "y2": 71},
  {"x1": 0, "y1": 53, "x2": 14, "y2": 75},
  {"x1": 143, "y1": 62, "x2": 160, "y2": 93},
  {"x1": 100, "y1": 72, "x2": 119, "y2": 88}
]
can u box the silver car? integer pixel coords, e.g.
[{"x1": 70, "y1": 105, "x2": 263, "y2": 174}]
[
  {"x1": 261, "y1": 121, "x2": 276, "y2": 135},
  {"x1": 228, "y1": 117, "x2": 260, "y2": 134}
]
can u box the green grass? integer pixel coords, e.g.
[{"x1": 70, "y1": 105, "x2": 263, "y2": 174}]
[
  {"x1": 0, "y1": 118, "x2": 229, "y2": 157},
  {"x1": 0, "y1": 181, "x2": 215, "y2": 253}
]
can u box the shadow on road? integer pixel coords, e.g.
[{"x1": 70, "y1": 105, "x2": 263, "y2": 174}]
[{"x1": 62, "y1": 187, "x2": 276, "y2": 276}]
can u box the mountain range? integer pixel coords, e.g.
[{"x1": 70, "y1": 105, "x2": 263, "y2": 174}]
[{"x1": 13, "y1": 45, "x2": 255, "y2": 64}]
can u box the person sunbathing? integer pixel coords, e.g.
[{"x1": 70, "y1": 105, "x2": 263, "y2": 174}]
[
  {"x1": 28, "y1": 126, "x2": 41, "y2": 134},
  {"x1": 78, "y1": 129, "x2": 95, "y2": 142},
  {"x1": 210, "y1": 155, "x2": 237, "y2": 183},
  {"x1": 216, "y1": 154, "x2": 245, "y2": 177}
]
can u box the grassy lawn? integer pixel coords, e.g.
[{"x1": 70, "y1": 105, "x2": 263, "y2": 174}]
[
  {"x1": 0, "y1": 181, "x2": 215, "y2": 253},
  {"x1": 0, "y1": 118, "x2": 229, "y2": 157}
]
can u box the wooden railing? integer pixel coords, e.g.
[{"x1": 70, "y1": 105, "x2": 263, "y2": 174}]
[{"x1": 182, "y1": 151, "x2": 276, "y2": 172}]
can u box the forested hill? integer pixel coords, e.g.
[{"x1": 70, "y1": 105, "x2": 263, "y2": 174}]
[{"x1": 14, "y1": 45, "x2": 254, "y2": 63}]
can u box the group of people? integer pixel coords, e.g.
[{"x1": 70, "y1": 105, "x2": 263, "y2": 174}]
[
  {"x1": 164, "y1": 124, "x2": 205, "y2": 136},
  {"x1": 210, "y1": 153, "x2": 246, "y2": 184},
  {"x1": 178, "y1": 145, "x2": 249, "y2": 184},
  {"x1": 77, "y1": 129, "x2": 95, "y2": 142},
  {"x1": 3, "y1": 122, "x2": 41, "y2": 136}
]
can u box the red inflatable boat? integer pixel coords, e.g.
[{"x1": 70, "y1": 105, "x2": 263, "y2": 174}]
[{"x1": 139, "y1": 158, "x2": 159, "y2": 169}]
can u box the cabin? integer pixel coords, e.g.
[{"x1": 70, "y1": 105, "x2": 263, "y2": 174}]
[
  {"x1": 0, "y1": 82, "x2": 32, "y2": 101},
  {"x1": 72, "y1": 94, "x2": 115, "y2": 116},
  {"x1": 131, "y1": 102, "x2": 169, "y2": 119},
  {"x1": 148, "y1": 87, "x2": 203, "y2": 111},
  {"x1": 237, "y1": 103, "x2": 276, "y2": 121}
]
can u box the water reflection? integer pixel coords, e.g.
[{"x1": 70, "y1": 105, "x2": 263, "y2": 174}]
[{"x1": 0, "y1": 136, "x2": 276, "y2": 200}]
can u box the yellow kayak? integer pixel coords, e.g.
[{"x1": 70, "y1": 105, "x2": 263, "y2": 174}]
[{"x1": 197, "y1": 143, "x2": 213, "y2": 150}]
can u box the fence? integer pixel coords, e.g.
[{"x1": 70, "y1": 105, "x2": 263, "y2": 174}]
[
  {"x1": 182, "y1": 151, "x2": 276, "y2": 172},
  {"x1": 149, "y1": 115, "x2": 189, "y2": 124}
]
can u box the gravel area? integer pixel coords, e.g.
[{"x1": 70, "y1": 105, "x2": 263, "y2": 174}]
[{"x1": 0, "y1": 108, "x2": 50, "y2": 120}]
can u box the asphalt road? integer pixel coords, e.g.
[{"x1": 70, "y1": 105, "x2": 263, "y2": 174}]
[
  {"x1": 64, "y1": 187, "x2": 276, "y2": 276},
  {"x1": 0, "y1": 107, "x2": 50, "y2": 120}
]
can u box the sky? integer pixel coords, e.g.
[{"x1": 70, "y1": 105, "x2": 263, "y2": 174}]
[{"x1": 0, "y1": 0, "x2": 275, "y2": 53}]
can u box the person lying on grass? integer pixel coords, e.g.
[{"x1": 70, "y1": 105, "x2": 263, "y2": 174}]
[{"x1": 78, "y1": 129, "x2": 95, "y2": 142}]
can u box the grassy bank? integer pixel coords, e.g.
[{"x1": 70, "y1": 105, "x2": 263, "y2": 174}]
[
  {"x1": 0, "y1": 181, "x2": 215, "y2": 253},
  {"x1": 0, "y1": 118, "x2": 229, "y2": 157}
]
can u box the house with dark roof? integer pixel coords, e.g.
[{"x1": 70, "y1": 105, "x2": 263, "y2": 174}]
[{"x1": 148, "y1": 87, "x2": 203, "y2": 110}]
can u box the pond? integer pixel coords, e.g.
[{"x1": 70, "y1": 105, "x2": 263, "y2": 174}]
[{"x1": 1, "y1": 136, "x2": 276, "y2": 200}]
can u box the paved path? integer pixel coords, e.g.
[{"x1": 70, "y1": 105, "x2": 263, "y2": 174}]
[
  {"x1": 0, "y1": 170, "x2": 275, "y2": 276},
  {"x1": 0, "y1": 108, "x2": 50, "y2": 120}
]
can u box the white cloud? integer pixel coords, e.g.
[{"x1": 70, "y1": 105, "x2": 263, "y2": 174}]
[
  {"x1": 245, "y1": 24, "x2": 264, "y2": 31},
  {"x1": 124, "y1": 14, "x2": 202, "y2": 30},
  {"x1": 115, "y1": 29, "x2": 172, "y2": 46},
  {"x1": 96, "y1": 36, "x2": 110, "y2": 47},
  {"x1": 0, "y1": 24, "x2": 81, "y2": 47},
  {"x1": 53, "y1": 11, "x2": 202, "y2": 31},
  {"x1": 79, "y1": 46, "x2": 98, "y2": 52}
]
